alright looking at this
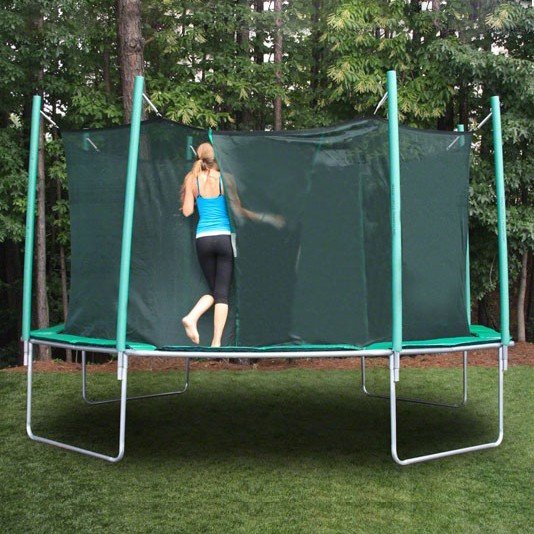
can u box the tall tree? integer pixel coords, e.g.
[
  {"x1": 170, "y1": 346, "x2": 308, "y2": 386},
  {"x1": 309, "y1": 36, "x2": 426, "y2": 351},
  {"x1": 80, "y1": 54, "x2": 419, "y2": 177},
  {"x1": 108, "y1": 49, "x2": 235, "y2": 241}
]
[
  {"x1": 35, "y1": 120, "x2": 50, "y2": 360},
  {"x1": 28, "y1": 6, "x2": 51, "y2": 360},
  {"x1": 273, "y1": 0, "x2": 283, "y2": 130},
  {"x1": 117, "y1": 0, "x2": 144, "y2": 122}
]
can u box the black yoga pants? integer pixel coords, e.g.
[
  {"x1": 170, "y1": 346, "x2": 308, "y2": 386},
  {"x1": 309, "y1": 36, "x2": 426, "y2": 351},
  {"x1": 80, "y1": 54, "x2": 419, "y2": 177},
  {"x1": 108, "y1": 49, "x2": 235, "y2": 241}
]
[{"x1": 195, "y1": 234, "x2": 233, "y2": 304}]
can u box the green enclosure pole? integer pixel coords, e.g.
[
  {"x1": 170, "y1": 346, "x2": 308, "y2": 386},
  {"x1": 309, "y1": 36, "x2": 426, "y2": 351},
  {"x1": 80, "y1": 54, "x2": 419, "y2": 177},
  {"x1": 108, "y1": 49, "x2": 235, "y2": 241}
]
[
  {"x1": 387, "y1": 70, "x2": 403, "y2": 378},
  {"x1": 22, "y1": 95, "x2": 42, "y2": 351},
  {"x1": 116, "y1": 75, "x2": 145, "y2": 366},
  {"x1": 457, "y1": 123, "x2": 471, "y2": 325},
  {"x1": 490, "y1": 96, "x2": 510, "y2": 347}
]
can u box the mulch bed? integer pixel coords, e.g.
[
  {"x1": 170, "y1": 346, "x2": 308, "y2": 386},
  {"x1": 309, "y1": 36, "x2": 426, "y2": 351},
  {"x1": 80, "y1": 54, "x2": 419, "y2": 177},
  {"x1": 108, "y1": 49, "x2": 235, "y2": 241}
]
[{"x1": 4, "y1": 342, "x2": 533, "y2": 373}]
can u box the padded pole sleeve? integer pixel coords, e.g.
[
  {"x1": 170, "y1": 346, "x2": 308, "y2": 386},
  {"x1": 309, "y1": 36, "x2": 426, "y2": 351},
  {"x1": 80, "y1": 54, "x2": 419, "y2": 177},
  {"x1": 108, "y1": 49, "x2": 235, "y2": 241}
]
[
  {"x1": 387, "y1": 70, "x2": 403, "y2": 353},
  {"x1": 490, "y1": 96, "x2": 510, "y2": 346},
  {"x1": 116, "y1": 75, "x2": 145, "y2": 352},
  {"x1": 22, "y1": 95, "x2": 42, "y2": 341}
]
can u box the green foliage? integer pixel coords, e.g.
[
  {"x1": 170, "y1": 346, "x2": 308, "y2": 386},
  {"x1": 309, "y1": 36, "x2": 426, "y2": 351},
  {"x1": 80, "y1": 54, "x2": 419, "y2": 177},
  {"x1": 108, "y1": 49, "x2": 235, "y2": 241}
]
[
  {"x1": 68, "y1": 90, "x2": 123, "y2": 129},
  {"x1": 0, "y1": 126, "x2": 27, "y2": 243},
  {"x1": 323, "y1": 0, "x2": 450, "y2": 124}
]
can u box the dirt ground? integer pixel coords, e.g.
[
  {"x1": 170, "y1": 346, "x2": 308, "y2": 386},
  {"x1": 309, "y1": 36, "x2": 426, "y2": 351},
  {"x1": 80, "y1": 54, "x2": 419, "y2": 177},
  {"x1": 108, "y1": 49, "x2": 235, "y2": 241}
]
[{"x1": 4, "y1": 342, "x2": 533, "y2": 374}]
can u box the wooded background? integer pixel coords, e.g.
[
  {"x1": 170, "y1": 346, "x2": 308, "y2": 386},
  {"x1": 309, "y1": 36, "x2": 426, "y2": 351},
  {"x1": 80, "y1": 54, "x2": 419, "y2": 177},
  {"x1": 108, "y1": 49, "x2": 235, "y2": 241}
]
[{"x1": 0, "y1": 0, "x2": 532, "y2": 364}]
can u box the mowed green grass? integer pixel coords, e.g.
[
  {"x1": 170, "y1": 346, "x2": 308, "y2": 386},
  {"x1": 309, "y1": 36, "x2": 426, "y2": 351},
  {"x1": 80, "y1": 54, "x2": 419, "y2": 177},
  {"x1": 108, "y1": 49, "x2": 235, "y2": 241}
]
[{"x1": 1, "y1": 365, "x2": 532, "y2": 533}]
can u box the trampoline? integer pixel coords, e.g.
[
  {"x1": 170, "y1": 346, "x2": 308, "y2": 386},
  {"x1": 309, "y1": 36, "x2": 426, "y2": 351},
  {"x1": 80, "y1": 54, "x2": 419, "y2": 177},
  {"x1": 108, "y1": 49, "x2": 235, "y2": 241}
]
[{"x1": 22, "y1": 71, "x2": 512, "y2": 465}]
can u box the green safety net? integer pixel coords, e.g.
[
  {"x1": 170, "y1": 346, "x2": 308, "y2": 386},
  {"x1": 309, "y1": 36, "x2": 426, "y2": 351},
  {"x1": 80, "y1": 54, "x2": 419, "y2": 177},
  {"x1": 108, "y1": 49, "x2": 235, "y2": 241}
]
[{"x1": 61, "y1": 118, "x2": 472, "y2": 349}]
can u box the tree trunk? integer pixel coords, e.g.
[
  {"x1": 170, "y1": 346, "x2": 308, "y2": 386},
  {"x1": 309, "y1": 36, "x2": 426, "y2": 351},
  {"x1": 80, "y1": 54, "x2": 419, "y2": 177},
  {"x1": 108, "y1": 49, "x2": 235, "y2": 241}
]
[
  {"x1": 253, "y1": 0, "x2": 266, "y2": 129},
  {"x1": 517, "y1": 250, "x2": 529, "y2": 342},
  {"x1": 55, "y1": 180, "x2": 72, "y2": 362},
  {"x1": 59, "y1": 245, "x2": 72, "y2": 362},
  {"x1": 527, "y1": 254, "x2": 534, "y2": 341},
  {"x1": 253, "y1": 0, "x2": 264, "y2": 65},
  {"x1": 26, "y1": 0, "x2": 50, "y2": 361},
  {"x1": 310, "y1": 0, "x2": 322, "y2": 109},
  {"x1": 273, "y1": 0, "x2": 283, "y2": 131},
  {"x1": 237, "y1": 0, "x2": 250, "y2": 52},
  {"x1": 458, "y1": 83, "x2": 469, "y2": 127},
  {"x1": 103, "y1": 46, "x2": 112, "y2": 95},
  {"x1": 117, "y1": 0, "x2": 144, "y2": 123},
  {"x1": 477, "y1": 293, "x2": 490, "y2": 326},
  {"x1": 410, "y1": 0, "x2": 421, "y2": 46},
  {"x1": 437, "y1": 100, "x2": 455, "y2": 131},
  {"x1": 36, "y1": 120, "x2": 50, "y2": 361},
  {"x1": 3, "y1": 241, "x2": 23, "y2": 363},
  {"x1": 236, "y1": 0, "x2": 253, "y2": 130}
]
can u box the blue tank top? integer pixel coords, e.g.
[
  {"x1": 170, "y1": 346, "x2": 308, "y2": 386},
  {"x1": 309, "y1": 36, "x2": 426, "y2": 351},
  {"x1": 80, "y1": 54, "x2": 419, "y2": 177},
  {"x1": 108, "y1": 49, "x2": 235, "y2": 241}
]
[{"x1": 196, "y1": 175, "x2": 232, "y2": 238}]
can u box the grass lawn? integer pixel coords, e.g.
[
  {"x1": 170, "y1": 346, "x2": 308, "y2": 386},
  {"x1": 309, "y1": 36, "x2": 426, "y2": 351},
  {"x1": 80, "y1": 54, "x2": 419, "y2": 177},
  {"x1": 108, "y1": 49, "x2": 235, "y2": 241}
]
[{"x1": 1, "y1": 365, "x2": 532, "y2": 533}]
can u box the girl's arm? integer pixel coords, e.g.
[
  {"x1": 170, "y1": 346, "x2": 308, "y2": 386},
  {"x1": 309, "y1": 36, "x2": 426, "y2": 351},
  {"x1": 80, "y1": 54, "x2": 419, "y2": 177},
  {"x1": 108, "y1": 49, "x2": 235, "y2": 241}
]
[
  {"x1": 224, "y1": 173, "x2": 285, "y2": 229},
  {"x1": 181, "y1": 174, "x2": 196, "y2": 217}
]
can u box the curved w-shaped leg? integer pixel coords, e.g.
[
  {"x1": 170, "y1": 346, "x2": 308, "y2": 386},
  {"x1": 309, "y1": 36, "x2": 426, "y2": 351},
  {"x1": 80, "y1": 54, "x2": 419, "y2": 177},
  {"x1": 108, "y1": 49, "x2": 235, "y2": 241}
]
[
  {"x1": 26, "y1": 342, "x2": 128, "y2": 462},
  {"x1": 81, "y1": 351, "x2": 190, "y2": 405},
  {"x1": 389, "y1": 347, "x2": 505, "y2": 465},
  {"x1": 360, "y1": 352, "x2": 468, "y2": 408}
]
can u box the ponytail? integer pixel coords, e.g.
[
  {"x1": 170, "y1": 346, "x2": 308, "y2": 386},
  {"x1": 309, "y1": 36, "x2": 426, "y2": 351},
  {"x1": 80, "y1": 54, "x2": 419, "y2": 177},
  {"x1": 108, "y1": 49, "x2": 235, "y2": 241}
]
[
  {"x1": 180, "y1": 160, "x2": 202, "y2": 206},
  {"x1": 180, "y1": 142, "x2": 217, "y2": 206}
]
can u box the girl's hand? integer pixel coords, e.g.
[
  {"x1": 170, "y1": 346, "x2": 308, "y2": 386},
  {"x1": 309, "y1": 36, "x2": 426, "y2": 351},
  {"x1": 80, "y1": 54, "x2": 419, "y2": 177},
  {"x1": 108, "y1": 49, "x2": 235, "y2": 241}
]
[{"x1": 261, "y1": 213, "x2": 286, "y2": 229}]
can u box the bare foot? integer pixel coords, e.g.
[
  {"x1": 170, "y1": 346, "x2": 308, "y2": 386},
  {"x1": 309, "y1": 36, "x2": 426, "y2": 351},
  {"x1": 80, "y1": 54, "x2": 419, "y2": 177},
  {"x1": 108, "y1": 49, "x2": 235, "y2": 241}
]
[
  {"x1": 182, "y1": 316, "x2": 199, "y2": 344},
  {"x1": 211, "y1": 340, "x2": 221, "y2": 348}
]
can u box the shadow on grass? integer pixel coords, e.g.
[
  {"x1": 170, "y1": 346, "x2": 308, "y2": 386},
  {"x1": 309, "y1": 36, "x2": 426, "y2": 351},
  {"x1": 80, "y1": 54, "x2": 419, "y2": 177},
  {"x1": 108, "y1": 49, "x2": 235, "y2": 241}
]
[{"x1": 27, "y1": 371, "x2": 500, "y2": 466}]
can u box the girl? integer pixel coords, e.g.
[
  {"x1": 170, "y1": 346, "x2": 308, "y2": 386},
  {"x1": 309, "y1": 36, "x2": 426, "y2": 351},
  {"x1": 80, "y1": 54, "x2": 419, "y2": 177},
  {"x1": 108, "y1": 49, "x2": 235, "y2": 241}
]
[
  {"x1": 181, "y1": 142, "x2": 284, "y2": 346},
  {"x1": 181, "y1": 143, "x2": 233, "y2": 347}
]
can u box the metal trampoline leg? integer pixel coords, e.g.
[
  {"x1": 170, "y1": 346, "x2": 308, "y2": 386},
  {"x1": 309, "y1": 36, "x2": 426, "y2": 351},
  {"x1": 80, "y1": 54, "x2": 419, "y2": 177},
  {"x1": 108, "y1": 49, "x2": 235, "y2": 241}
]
[
  {"x1": 81, "y1": 351, "x2": 190, "y2": 405},
  {"x1": 390, "y1": 347, "x2": 505, "y2": 465},
  {"x1": 360, "y1": 351, "x2": 468, "y2": 408},
  {"x1": 27, "y1": 342, "x2": 128, "y2": 462}
]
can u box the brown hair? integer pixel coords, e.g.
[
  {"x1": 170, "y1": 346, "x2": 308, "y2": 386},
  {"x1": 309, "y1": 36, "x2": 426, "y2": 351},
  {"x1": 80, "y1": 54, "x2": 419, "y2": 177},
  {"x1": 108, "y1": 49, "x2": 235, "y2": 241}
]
[{"x1": 180, "y1": 142, "x2": 217, "y2": 205}]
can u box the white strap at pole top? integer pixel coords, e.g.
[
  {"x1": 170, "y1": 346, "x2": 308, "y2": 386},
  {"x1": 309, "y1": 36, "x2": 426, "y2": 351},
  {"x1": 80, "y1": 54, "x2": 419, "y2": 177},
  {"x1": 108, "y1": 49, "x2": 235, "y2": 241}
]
[
  {"x1": 374, "y1": 92, "x2": 388, "y2": 115},
  {"x1": 40, "y1": 110, "x2": 59, "y2": 129},
  {"x1": 476, "y1": 111, "x2": 493, "y2": 130},
  {"x1": 143, "y1": 93, "x2": 162, "y2": 117}
]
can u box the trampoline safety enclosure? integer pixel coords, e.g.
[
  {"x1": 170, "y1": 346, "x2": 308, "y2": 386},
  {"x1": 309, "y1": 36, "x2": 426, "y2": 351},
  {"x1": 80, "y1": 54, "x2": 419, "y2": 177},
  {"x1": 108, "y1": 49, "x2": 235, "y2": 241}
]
[{"x1": 22, "y1": 71, "x2": 512, "y2": 465}]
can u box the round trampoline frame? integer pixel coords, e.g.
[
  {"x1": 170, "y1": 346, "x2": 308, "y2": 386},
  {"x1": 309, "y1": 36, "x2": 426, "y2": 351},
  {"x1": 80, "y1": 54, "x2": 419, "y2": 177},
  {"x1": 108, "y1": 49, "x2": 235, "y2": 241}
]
[{"x1": 21, "y1": 71, "x2": 512, "y2": 465}]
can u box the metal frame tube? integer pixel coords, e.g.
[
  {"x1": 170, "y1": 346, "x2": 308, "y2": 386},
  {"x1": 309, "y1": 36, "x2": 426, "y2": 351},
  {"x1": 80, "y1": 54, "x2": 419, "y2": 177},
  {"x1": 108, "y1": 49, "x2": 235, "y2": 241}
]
[
  {"x1": 30, "y1": 340, "x2": 120, "y2": 354},
  {"x1": 360, "y1": 351, "x2": 468, "y2": 408},
  {"x1": 116, "y1": 75, "x2": 145, "y2": 379},
  {"x1": 22, "y1": 96, "x2": 42, "y2": 360},
  {"x1": 399, "y1": 342, "x2": 504, "y2": 355},
  {"x1": 26, "y1": 342, "x2": 129, "y2": 462},
  {"x1": 81, "y1": 351, "x2": 190, "y2": 404},
  {"x1": 126, "y1": 349, "x2": 393, "y2": 358},
  {"x1": 490, "y1": 96, "x2": 511, "y2": 348},
  {"x1": 29, "y1": 336, "x2": 507, "y2": 358},
  {"x1": 389, "y1": 346, "x2": 505, "y2": 465},
  {"x1": 26, "y1": 338, "x2": 506, "y2": 464},
  {"x1": 387, "y1": 70, "x2": 403, "y2": 381}
]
